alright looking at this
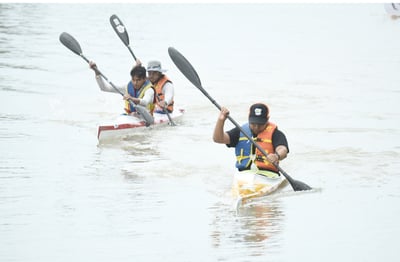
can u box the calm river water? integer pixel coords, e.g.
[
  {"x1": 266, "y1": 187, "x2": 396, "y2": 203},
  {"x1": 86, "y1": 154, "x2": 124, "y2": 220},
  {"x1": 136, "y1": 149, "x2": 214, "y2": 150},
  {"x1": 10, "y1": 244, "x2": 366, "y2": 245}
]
[{"x1": 1, "y1": 3, "x2": 399, "y2": 262}]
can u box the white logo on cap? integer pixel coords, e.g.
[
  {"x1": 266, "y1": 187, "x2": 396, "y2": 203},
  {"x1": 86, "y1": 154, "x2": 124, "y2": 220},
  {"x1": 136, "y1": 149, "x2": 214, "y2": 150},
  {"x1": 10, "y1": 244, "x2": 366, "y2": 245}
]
[{"x1": 254, "y1": 108, "x2": 262, "y2": 116}]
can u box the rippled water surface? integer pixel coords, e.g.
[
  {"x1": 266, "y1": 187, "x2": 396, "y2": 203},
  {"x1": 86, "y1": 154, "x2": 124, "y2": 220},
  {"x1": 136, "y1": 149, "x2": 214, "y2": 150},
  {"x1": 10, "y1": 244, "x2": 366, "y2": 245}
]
[{"x1": 1, "y1": 3, "x2": 399, "y2": 262}]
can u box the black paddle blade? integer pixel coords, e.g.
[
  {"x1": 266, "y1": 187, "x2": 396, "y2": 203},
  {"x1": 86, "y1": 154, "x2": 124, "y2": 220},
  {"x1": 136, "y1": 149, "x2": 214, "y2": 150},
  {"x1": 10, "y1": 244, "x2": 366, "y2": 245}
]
[
  {"x1": 59, "y1": 32, "x2": 82, "y2": 56},
  {"x1": 278, "y1": 167, "x2": 312, "y2": 191},
  {"x1": 110, "y1": 14, "x2": 130, "y2": 46},
  {"x1": 292, "y1": 180, "x2": 312, "y2": 191},
  {"x1": 135, "y1": 104, "x2": 154, "y2": 126},
  {"x1": 168, "y1": 47, "x2": 202, "y2": 89}
]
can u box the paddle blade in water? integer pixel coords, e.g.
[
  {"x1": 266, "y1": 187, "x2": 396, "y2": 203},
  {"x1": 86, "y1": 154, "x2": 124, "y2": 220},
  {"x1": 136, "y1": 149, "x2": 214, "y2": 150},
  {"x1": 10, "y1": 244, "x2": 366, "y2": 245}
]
[
  {"x1": 277, "y1": 166, "x2": 312, "y2": 191},
  {"x1": 59, "y1": 32, "x2": 82, "y2": 56},
  {"x1": 168, "y1": 47, "x2": 202, "y2": 89},
  {"x1": 135, "y1": 104, "x2": 154, "y2": 126},
  {"x1": 291, "y1": 180, "x2": 312, "y2": 191}
]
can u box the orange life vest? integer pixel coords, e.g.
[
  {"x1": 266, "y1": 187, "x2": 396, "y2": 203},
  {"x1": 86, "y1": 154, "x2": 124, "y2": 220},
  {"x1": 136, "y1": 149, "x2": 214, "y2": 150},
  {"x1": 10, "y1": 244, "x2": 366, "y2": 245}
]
[
  {"x1": 154, "y1": 75, "x2": 174, "y2": 112},
  {"x1": 254, "y1": 122, "x2": 279, "y2": 172}
]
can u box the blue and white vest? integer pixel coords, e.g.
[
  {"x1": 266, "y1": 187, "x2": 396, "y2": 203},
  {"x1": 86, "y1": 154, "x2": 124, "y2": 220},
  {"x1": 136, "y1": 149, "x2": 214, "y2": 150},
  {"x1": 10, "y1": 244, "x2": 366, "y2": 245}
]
[{"x1": 235, "y1": 123, "x2": 254, "y2": 170}]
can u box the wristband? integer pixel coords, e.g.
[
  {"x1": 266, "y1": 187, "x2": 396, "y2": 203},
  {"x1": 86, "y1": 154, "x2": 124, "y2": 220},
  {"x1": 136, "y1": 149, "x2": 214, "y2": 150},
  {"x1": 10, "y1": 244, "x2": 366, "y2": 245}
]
[{"x1": 275, "y1": 152, "x2": 281, "y2": 160}]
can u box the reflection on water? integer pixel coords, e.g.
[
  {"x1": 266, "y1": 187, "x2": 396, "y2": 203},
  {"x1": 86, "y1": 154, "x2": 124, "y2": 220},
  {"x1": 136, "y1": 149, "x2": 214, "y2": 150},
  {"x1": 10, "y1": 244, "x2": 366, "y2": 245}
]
[{"x1": 210, "y1": 197, "x2": 285, "y2": 260}]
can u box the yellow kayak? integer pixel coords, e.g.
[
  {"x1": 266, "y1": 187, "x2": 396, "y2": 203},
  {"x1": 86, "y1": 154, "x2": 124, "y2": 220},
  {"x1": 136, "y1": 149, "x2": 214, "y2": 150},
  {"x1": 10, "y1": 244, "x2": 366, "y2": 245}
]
[{"x1": 233, "y1": 169, "x2": 287, "y2": 208}]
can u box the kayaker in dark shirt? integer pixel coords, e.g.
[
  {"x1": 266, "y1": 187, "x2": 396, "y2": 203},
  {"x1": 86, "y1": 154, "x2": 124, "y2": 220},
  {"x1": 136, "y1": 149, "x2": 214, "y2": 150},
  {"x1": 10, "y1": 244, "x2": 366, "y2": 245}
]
[{"x1": 213, "y1": 103, "x2": 289, "y2": 172}]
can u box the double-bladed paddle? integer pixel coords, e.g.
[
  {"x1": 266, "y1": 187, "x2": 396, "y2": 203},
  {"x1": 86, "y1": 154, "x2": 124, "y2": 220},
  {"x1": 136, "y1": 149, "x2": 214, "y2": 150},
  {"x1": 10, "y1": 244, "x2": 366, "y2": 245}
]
[
  {"x1": 168, "y1": 47, "x2": 311, "y2": 191},
  {"x1": 109, "y1": 14, "x2": 176, "y2": 126},
  {"x1": 59, "y1": 32, "x2": 154, "y2": 126}
]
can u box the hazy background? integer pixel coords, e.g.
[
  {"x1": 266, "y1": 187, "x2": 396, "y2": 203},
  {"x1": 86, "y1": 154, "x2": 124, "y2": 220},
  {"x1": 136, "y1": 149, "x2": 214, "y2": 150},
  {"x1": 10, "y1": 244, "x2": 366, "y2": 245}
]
[{"x1": 1, "y1": 3, "x2": 399, "y2": 262}]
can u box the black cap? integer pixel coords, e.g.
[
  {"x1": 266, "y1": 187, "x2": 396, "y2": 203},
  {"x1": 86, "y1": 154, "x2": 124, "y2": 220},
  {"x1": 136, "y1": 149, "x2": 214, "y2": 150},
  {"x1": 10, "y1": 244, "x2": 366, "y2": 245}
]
[{"x1": 248, "y1": 103, "x2": 269, "y2": 124}]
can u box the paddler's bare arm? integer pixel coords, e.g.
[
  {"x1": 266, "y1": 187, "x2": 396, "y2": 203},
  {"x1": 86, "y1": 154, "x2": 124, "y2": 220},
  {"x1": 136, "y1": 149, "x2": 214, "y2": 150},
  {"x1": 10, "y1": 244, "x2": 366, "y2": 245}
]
[
  {"x1": 213, "y1": 107, "x2": 231, "y2": 144},
  {"x1": 275, "y1": 145, "x2": 288, "y2": 161},
  {"x1": 267, "y1": 145, "x2": 288, "y2": 164}
]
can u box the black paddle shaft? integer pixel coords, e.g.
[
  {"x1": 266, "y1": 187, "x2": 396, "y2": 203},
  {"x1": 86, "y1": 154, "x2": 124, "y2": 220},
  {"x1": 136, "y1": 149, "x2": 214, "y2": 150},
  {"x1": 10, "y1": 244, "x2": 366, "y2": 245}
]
[
  {"x1": 59, "y1": 32, "x2": 125, "y2": 97},
  {"x1": 168, "y1": 47, "x2": 311, "y2": 191},
  {"x1": 155, "y1": 94, "x2": 176, "y2": 126},
  {"x1": 194, "y1": 81, "x2": 300, "y2": 186},
  {"x1": 59, "y1": 32, "x2": 154, "y2": 126}
]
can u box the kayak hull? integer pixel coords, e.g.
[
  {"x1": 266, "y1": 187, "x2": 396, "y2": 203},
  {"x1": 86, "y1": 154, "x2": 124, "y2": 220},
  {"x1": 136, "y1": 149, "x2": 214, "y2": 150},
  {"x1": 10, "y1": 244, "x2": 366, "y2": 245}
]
[
  {"x1": 233, "y1": 169, "x2": 286, "y2": 208},
  {"x1": 97, "y1": 108, "x2": 185, "y2": 142}
]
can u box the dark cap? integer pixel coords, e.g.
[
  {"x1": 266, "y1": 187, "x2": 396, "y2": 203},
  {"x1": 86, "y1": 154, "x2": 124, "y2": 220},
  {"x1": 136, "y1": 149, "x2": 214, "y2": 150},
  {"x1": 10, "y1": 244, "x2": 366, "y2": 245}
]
[{"x1": 248, "y1": 103, "x2": 269, "y2": 124}]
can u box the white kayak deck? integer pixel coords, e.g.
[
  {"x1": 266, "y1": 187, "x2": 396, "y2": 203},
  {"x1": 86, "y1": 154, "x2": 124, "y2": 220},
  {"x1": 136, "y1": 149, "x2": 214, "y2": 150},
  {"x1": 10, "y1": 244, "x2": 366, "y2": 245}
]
[{"x1": 97, "y1": 108, "x2": 185, "y2": 142}]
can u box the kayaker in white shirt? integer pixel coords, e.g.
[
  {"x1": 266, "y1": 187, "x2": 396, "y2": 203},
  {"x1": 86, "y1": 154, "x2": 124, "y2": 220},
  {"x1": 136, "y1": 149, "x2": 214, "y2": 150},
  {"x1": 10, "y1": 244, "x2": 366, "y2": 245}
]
[
  {"x1": 145, "y1": 60, "x2": 175, "y2": 113},
  {"x1": 89, "y1": 61, "x2": 155, "y2": 115}
]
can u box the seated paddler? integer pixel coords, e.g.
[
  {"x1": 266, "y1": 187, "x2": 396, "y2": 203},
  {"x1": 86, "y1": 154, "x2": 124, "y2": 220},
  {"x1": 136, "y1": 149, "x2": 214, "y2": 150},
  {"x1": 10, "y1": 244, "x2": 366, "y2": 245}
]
[{"x1": 212, "y1": 103, "x2": 289, "y2": 176}]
